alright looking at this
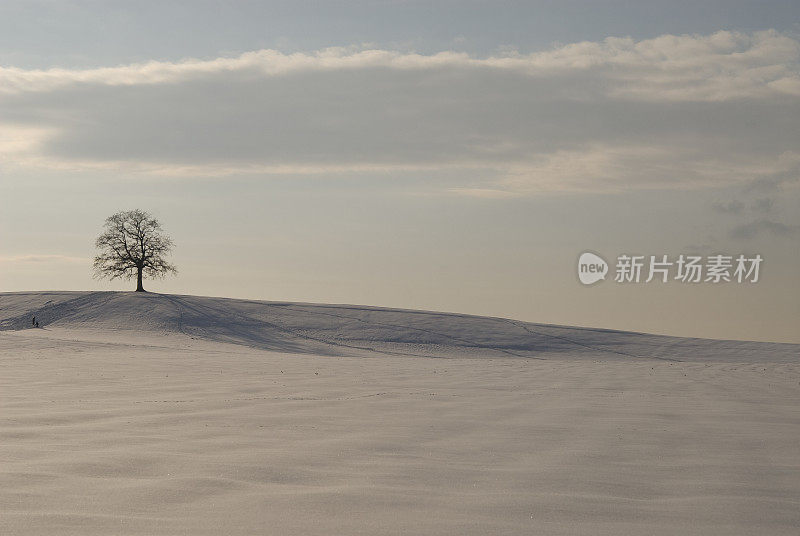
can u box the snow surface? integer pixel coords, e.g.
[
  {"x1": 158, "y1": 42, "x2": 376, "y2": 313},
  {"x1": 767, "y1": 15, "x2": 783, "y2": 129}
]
[
  {"x1": 1, "y1": 291, "x2": 799, "y2": 535},
  {"x1": 1, "y1": 291, "x2": 796, "y2": 361}
]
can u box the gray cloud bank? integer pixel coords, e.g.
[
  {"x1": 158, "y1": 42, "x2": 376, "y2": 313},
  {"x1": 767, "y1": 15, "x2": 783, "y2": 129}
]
[
  {"x1": 1, "y1": 30, "x2": 798, "y2": 195},
  {"x1": 730, "y1": 219, "x2": 799, "y2": 239}
]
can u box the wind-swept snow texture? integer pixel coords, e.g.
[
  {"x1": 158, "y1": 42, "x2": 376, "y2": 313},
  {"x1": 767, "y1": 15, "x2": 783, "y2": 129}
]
[
  {"x1": 0, "y1": 291, "x2": 796, "y2": 361},
  {"x1": 1, "y1": 291, "x2": 799, "y2": 535}
]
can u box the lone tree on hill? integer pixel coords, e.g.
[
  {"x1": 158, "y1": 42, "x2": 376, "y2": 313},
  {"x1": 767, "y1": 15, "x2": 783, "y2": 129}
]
[{"x1": 93, "y1": 209, "x2": 177, "y2": 292}]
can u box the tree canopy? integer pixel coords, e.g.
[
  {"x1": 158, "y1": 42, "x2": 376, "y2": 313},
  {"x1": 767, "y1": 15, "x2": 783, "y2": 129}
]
[{"x1": 93, "y1": 209, "x2": 177, "y2": 292}]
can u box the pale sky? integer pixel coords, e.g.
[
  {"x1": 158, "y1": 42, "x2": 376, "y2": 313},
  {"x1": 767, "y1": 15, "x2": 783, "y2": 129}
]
[{"x1": 1, "y1": 1, "x2": 798, "y2": 343}]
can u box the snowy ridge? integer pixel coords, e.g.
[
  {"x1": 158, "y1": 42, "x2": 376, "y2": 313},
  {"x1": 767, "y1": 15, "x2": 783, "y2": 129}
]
[{"x1": 0, "y1": 291, "x2": 797, "y2": 361}]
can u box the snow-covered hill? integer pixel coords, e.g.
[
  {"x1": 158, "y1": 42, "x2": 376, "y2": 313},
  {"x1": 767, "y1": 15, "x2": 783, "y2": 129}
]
[
  {"x1": 1, "y1": 291, "x2": 796, "y2": 361},
  {"x1": 2, "y1": 291, "x2": 799, "y2": 535}
]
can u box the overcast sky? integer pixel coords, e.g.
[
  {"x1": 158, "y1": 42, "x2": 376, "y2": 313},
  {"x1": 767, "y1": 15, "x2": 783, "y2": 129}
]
[{"x1": 1, "y1": 1, "x2": 798, "y2": 343}]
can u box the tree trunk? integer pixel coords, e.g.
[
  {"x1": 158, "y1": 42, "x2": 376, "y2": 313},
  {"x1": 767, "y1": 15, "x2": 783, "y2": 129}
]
[{"x1": 136, "y1": 266, "x2": 145, "y2": 292}]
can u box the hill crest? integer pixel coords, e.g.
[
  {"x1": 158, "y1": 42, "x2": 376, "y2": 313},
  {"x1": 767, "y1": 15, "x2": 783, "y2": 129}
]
[{"x1": 0, "y1": 291, "x2": 796, "y2": 361}]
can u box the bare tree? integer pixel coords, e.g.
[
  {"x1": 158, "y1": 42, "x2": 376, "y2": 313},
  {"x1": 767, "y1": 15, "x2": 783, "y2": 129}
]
[{"x1": 93, "y1": 210, "x2": 177, "y2": 292}]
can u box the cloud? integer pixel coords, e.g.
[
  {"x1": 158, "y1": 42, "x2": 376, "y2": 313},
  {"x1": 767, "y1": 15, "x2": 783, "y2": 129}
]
[
  {"x1": 0, "y1": 125, "x2": 55, "y2": 158},
  {"x1": 0, "y1": 254, "x2": 87, "y2": 264},
  {"x1": 497, "y1": 145, "x2": 800, "y2": 194},
  {"x1": 709, "y1": 155, "x2": 800, "y2": 241},
  {"x1": 449, "y1": 188, "x2": 521, "y2": 199},
  {"x1": 2, "y1": 30, "x2": 798, "y2": 101},
  {"x1": 729, "y1": 219, "x2": 799, "y2": 239},
  {"x1": 1, "y1": 30, "x2": 798, "y2": 195},
  {"x1": 745, "y1": 159, "x2": 800, "y2": 192},
  {"x1": 751, "y1": 198, "x2": 775, "y2": 214},
  {"x1": 712, "y1": 200, "x2": 745, "y2": 214}
]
